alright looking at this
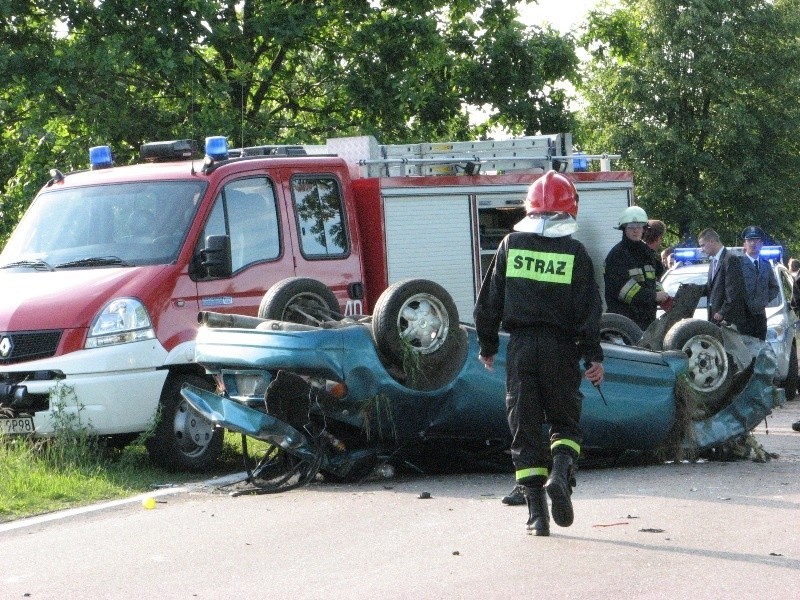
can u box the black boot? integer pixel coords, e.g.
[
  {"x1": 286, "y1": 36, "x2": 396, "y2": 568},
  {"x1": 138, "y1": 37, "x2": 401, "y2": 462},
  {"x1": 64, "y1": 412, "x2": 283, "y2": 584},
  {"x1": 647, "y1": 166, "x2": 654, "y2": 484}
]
[
  {"x1": 523, "y1": 486, "x2": 550, "y2": 536},
  {"x1": 502, "y1": 484, "x2": 526, "y2": 506},
  {"x1": 545, "y1": 453, "x2": 575, "y2": 527}
]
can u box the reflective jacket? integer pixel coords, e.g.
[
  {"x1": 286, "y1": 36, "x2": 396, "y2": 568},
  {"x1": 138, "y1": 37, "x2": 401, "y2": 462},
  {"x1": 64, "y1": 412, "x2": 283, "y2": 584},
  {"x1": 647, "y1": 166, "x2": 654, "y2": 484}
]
[
  {"x1": 473, "y1": 232, "x2": 603, "y2": 365},
  {"x1": 604, "y1": 235, "x2": 663, "y2": 330}
]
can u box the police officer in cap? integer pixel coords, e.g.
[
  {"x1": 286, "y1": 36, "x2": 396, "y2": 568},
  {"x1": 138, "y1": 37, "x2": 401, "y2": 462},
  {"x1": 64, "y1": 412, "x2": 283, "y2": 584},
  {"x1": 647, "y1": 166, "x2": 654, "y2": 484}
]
[
  {"x1": 474, "y1": 170, "x2": 604, "y2": 536},
  {"x1": 739, "y1": 226, "x2": 779, "y2": 340}
]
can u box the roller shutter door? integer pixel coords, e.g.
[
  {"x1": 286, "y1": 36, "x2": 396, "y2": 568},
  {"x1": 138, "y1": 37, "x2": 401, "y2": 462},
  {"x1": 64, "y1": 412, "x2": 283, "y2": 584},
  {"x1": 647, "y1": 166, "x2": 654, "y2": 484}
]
[{"x1": 383, "y1": 194, "x2": 476, "y2": 324}]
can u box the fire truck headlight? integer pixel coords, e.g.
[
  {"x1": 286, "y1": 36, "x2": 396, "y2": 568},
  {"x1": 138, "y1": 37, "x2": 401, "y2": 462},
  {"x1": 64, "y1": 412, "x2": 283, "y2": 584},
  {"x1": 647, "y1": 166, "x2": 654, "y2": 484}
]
[{"x1": 86, "y1": 298, "x2": 155, "y2": 348}]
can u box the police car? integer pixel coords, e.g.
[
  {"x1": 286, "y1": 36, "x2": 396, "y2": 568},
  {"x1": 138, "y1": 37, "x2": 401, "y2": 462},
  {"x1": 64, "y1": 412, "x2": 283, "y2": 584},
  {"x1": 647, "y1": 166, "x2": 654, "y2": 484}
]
[{"x1": 660, "y1": 246, "x2": 799, "y2": 398}]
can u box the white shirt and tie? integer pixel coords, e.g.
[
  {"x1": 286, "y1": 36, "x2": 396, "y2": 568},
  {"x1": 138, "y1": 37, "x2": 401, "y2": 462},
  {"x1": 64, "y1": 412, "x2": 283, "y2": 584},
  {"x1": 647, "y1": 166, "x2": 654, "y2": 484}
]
[
  {"x1": 709, "y1": 248, "x2": 724, "y2": 281},
  {"x1": 707, "y1": 248, "x2": 726, "y2": 323}
]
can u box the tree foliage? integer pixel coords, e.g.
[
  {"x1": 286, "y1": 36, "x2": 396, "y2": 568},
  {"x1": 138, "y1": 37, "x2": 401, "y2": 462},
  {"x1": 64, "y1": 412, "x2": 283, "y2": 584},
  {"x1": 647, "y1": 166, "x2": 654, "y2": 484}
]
[
  {"x1": 578, "y1": 0, "x2": 800, "y2": 252},
  {"x1": 0, "y1": 0, "x2": 579, "y2": 244}
]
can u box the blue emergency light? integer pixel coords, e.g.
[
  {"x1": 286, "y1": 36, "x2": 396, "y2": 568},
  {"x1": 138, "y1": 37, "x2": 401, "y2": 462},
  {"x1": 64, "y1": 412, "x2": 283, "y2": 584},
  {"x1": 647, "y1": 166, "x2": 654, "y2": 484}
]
[
  {"x1": 205, "y1": 136, "x2": 229, "y2": 161},
  {"x1": 759, "y1": 245, "x2": 782, "y2": 261},
  {"x1": 674, "y1": 245, "x2": 783, "y2": 264},
  {"x1": 573, "y1": 152, "x2": 588, "y2": 172},
  {"x1": 674, "y1": 247, "x2": 703, "y2": 263},
  {"x1": 89, "y1": 145, "x2": 113, "y2": 170}
]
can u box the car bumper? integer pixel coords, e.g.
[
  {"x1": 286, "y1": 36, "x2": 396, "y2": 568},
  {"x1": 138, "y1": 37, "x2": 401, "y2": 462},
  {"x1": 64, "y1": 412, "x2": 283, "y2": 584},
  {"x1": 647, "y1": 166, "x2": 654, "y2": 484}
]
[{"x1": 0, "y1": 339, "x2": 169, "y2": 435}]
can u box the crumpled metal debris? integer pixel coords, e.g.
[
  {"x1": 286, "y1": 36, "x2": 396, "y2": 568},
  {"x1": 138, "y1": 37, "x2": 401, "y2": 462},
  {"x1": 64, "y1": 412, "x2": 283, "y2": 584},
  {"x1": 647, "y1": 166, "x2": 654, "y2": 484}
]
[{"x1": 692, "y1": 344, "x2": 781, "y2": 450}]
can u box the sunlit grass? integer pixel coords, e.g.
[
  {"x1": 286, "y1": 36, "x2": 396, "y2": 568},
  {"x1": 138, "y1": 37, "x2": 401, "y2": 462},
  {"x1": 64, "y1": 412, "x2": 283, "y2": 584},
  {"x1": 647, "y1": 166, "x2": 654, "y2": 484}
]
[
  {"x1": 0, "y1": 431, "x2": 258, "y2": 523},
  {"x1": 0, "y1": 382, "x2": 273, "y2": 522}
]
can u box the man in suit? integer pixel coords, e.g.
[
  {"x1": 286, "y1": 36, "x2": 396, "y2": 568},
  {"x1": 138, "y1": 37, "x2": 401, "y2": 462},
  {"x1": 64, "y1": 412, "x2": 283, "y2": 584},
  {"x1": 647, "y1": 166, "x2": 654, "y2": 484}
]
[
  {"x1": 698, "y1": 228, "x2": 748, "y2": 330},
  {"x1": 738, "y1": 226, "x2": 779, "y2": 340}
]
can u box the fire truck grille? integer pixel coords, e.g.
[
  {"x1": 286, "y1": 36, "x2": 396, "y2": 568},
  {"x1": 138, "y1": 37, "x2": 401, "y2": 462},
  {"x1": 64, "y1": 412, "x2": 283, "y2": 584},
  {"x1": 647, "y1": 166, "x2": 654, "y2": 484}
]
[{"x1": 0, "y1": 331, "x2": 62, "y2": 365}]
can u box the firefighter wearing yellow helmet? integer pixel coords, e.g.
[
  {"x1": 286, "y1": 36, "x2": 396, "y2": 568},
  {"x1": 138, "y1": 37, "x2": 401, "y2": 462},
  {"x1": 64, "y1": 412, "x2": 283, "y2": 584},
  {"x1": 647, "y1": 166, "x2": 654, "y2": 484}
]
[
  {"x1": 474, "y1": 170, "x2": 604, "y2": 536},
  {"x1": 603, "y1": 206, "x2": 670, "y2": 330}
]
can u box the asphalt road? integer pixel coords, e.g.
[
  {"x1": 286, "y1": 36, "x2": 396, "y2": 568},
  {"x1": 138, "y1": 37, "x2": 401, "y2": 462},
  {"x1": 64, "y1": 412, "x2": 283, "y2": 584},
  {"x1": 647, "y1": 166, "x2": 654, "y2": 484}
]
[{"x1": 2, "y1": 401, "x2": 798, "y2": 600}]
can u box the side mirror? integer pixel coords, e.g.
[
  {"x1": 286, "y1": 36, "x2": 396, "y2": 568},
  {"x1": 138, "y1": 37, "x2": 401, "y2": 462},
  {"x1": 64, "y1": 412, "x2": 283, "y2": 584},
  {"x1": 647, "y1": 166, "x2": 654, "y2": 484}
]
[{"x1": 201, "y1": 234, "x2": 232, "y2": 278}]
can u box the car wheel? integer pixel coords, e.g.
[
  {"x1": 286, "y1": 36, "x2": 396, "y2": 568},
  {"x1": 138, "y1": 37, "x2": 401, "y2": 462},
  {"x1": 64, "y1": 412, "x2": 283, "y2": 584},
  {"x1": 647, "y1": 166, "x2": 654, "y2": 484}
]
[
  {"x1": 663, "y1": 318, "x2": 735, "y2": 407},
  {"x1": 372, "y1": 278, "x2": 468, "y2": 391},
  {"x1": 258, "y1": 277, "x2": 341, "y2": 325},
  {"x1": 599, "y1": 313, "x2": 643, "y2": 346},
  {"x1": 146, "y1": 373, "x2": 224, "y2": 472},
  {"x1": 782, "y1": 343, "x2": 798, "y2": 400}
]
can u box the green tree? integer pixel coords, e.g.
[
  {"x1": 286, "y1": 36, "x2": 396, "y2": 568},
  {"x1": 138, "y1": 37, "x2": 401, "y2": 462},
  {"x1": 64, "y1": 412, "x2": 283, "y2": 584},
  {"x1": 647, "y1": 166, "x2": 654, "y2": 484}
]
[
  {"x1": 578, "y1": 0, "x2": 800, "y2": 252},
  {"x1": 0, "y1": 0, "x2": 579, "y2": 245}
]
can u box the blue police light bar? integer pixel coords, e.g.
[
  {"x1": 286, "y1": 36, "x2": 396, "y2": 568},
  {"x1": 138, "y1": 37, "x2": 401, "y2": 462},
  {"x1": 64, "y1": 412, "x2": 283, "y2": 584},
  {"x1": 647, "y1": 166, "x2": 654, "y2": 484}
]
[
  {"x1": 674, "y1": 247, "x2": 703, "y2": 263},
  {"x1": 573, "y1": 152, "x2": 588, "y2": 172},
  {"x1": 205, "y1": 136, "x2": 229, "y2": 161},
  {"x1": 89, "y1": 145, "x2": 113, "y2": 170},
  {"x1": 760, "y1": 245, "x2": 782, "y2": 261},
  {"x1": 674, "y1": 245, "x2": 782, "y2": 265}
]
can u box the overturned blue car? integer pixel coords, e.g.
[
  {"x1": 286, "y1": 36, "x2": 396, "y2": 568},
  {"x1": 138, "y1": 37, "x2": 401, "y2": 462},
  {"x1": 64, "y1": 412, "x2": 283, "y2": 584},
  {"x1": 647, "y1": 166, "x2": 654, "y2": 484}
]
[{"x1": 182, "y1": 277, "x2": 781, "y2": 491}]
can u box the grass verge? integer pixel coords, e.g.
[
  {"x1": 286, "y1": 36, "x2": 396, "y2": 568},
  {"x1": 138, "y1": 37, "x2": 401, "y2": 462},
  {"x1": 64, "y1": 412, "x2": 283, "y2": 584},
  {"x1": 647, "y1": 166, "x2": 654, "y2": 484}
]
[{"x1": 0, "y1": 431, "x2": 251, "y2": 523}]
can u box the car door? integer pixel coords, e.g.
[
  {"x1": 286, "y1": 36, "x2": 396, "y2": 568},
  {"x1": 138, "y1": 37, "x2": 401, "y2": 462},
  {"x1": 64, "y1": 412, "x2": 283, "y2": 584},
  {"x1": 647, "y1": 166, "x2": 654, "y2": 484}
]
[{"x1": 194, "y1": 175, "x2": 296, "y2": 317}]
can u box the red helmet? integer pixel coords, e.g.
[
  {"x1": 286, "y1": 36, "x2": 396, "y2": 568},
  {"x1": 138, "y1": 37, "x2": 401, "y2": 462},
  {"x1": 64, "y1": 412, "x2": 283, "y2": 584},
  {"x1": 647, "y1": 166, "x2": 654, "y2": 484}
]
[{"x1": 525, "y1": 170, "x2": 578, "y2": 218}]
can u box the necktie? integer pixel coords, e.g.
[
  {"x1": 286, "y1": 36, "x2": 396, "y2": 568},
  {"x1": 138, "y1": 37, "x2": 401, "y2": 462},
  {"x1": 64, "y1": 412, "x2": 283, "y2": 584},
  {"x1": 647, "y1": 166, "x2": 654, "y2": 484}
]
[
  {"x1": 754, "y1": 260, "x2": 760, "y2": 273},
  {"x1": 712, "y1": 258, "x2": 717, "y2": 278}
]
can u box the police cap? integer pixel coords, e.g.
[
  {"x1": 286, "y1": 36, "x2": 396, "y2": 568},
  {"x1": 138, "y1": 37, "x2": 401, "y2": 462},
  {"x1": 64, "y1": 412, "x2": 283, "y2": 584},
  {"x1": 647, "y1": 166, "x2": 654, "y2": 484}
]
[{"x1": 741, "y1": 225, "x2": 765, "y2": 240}]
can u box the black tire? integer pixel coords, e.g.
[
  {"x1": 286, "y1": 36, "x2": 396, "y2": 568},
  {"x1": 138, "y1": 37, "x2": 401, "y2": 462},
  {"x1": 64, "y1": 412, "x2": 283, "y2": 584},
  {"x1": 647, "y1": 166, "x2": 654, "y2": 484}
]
[
  {"x1": 372, "y1": 279, "x2": 468, "y2": 391},
  {"x1": 663, "y1": 318, "x2": 734, "y2": 406},
  {"x1": 145, "y1": 373, "x2": 224, "y2": 472},
  {"x1": 258, "y1": 277, "x2": 341, "y2": 325},
  {"x1": 599, "y1": 313, "x2": 643, "y2": 346},
  {"x1": 782, "y1": 343, "x2": 798, "y2": 400}
]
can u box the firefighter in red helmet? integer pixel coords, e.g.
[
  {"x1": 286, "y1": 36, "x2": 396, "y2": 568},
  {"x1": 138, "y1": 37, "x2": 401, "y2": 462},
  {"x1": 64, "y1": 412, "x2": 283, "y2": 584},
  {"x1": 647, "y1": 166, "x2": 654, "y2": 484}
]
[
  {"x1": 474, "y1": 170, "x2": 604, "y2": 536},
  {"x1": 526, "y1": 168, "x2": 580, "y2": 218}
]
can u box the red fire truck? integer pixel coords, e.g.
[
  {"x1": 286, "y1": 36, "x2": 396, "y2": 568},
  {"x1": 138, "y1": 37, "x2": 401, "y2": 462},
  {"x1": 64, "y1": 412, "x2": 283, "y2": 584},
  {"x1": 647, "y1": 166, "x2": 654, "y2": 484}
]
[{"x1": 0, "y1": 133, "x2": 632, "y2": 470}]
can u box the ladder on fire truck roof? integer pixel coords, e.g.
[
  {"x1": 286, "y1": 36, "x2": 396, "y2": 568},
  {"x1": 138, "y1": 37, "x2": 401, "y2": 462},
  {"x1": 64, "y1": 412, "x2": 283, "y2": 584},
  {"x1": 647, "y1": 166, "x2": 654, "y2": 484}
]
[{"x1": 297, "y1": 133, "x2": 622, "y2": 178}]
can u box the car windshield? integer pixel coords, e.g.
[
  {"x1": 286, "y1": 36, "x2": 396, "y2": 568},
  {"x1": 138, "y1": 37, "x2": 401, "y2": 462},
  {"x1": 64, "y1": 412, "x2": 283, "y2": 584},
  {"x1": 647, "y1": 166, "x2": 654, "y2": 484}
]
[
  {"x1": 662, "y1": 264, "x2": 782, "y2": 309},
  {"x1": 0, "y1": 181, "x2": 207, "y2": 268}
]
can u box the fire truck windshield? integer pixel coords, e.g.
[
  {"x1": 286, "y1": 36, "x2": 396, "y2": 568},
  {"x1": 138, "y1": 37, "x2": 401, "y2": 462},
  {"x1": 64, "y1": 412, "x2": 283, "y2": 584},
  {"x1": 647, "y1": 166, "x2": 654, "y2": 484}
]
[{"x1": 0, "y1": 181, "x2": 207, "y2": 268}]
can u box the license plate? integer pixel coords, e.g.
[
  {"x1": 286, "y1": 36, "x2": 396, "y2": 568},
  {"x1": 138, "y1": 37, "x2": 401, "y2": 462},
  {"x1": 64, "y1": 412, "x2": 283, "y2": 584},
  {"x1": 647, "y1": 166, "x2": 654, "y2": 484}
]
[{"x1": 0, "y1": 417, "x2": 35, "y2": 434}]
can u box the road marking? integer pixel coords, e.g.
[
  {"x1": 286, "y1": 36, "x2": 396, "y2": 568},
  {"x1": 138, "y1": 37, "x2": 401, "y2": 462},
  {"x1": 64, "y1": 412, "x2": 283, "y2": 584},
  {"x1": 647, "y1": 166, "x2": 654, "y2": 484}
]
[
  {"x1": 0, "y1": 471, "x2": 248, "y2": 534},
  {"x1": 0, "y1": 488, "x2": 187, "y2": 533}
]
